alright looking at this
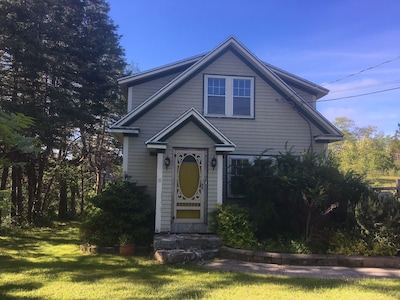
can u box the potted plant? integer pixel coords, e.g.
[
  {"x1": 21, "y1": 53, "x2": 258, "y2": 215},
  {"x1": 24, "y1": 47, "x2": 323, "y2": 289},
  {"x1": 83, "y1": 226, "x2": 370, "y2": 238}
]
[{"x1": 119, "y1": 234, "x2": 135, "y2": 256}]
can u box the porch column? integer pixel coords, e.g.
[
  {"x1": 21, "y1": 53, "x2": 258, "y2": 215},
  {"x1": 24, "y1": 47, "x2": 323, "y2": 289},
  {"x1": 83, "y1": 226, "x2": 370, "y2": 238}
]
[
  {"x1": 155, "y1": 152, "x2": 164, "y2": 233},
  {"x1": 216, "y1": 155, "x2": 223, "y2": 205},
  {"x1": 122, "y1": 135, "x2": 129, "y2": 175}
]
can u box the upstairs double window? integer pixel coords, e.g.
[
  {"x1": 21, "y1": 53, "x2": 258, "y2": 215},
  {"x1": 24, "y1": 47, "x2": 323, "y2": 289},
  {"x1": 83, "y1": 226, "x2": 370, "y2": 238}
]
[{"x1": 205, "y1": 75, "x2": 254, "y2": 118}]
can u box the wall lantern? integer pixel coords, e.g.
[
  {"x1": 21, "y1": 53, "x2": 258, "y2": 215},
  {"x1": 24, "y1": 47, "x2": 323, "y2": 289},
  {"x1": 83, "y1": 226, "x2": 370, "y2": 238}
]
[
  {"x1": 211, "y1": 157, "x2": 217, "y2": 170},
  {"x1": 164, "y1": 156, "x2": 171, "y2": 168}
]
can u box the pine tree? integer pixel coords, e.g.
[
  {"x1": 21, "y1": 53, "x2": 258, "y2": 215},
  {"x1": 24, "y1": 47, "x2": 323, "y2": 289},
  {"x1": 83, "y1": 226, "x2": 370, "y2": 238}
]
[{"x1": 0, "y1": 0, "x2": 126, "y2": 223}]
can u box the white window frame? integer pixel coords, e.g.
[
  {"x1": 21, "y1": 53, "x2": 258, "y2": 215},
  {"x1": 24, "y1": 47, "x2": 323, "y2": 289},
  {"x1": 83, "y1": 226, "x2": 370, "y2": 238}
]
[{"x1": 204, "y1": 75, "x2": 254, "y2": 118}]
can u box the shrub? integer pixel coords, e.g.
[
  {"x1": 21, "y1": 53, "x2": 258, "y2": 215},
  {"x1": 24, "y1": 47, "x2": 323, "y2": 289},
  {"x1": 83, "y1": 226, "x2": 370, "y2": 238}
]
[
  {"x1": 327, "y1": 229, "x2": 399, "y2": 256},
  {"x1": 237, "y1": 149, "x2": 371, "y2": 244},
  {"x1": 260, "y1": 236, "x2": 310, "y2": 254},
  {"x1": 210, "y1": 204, "x2": 257, "y2": 249},
  {"x1": 79, "y1": 181, "x2": 154, "y2": 246},
  {"x1": 327, "y1": 230, "x2": 368, "y2": 256},
  {"x1": 354, "y1": 195, "x2": 400, "y2": 256}
]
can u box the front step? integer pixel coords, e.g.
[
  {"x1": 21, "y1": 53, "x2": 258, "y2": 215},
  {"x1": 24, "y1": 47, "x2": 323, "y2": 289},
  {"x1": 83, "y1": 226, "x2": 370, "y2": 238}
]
[{"x1": 153, "y1": 234, "x2": 221, "y2": 264}]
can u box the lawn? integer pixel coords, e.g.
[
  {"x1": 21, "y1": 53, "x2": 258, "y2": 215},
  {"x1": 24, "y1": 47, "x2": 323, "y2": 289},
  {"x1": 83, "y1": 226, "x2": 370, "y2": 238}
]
[
  {"x1": 371, "y1": 175, "x2": 399, "y2": 187},
  {"x1": 0, "y1": 223, "x2": 399, "y2": 300}
]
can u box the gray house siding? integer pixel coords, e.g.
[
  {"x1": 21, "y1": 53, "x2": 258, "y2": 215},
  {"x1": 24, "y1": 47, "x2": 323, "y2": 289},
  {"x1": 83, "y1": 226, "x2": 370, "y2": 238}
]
[
  {"x1": 125, "y1": 136, "x2": 157, "y2": 197},
  {"x1": 127, "y1": 70, "x2": 183, "y2": 112}
]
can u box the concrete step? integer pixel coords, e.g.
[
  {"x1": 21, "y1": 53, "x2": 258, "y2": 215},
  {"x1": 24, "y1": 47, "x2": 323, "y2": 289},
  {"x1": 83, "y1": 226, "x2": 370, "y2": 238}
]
[
  {"x1": 153, "y1": 234, "x2": 221, "y2": 264},
  {"x1": 153, "y1": 234, "x2": 221, "y2": 251}
]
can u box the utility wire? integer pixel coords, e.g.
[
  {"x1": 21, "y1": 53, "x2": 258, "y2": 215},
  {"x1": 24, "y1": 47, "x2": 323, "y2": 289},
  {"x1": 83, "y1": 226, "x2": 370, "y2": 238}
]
[
  {"x1": 328, "y1": 79, "x2": 400, "y2": 93},
  {"x1": 321, "y1": 55, "x2": 400, "y2": 86},
  {"x1": 319, "y1": 86, "x2": 400, "y2": 102}
]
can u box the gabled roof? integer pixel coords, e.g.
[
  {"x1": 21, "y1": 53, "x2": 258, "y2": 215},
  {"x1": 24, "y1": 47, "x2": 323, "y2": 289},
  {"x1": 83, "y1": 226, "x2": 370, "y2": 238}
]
[
  {"x1": 145, "y1": 108, "x2": 236, "y2": 152},
  {"x1": 117, "y1": 53, "x2": 205, "y2": 99},
  {"x1": 110, "y1": 36, "x2": 343, "y2": 140}
]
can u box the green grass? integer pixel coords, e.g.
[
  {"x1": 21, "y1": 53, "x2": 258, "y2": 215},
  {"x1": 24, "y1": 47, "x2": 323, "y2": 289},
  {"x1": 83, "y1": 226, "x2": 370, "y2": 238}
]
[
  {"x1": 370, "y1": 175, "x2": 399, "y2": 187},
  {"x1": 1, "y1": 223, "x2": 400, "y2": 299}
]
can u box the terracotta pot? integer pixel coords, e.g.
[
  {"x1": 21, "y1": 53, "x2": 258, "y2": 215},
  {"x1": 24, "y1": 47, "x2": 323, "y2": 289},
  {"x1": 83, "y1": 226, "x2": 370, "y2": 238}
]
[{"x1": 119, "y1": 244, "x2": 135, "y2": 256}]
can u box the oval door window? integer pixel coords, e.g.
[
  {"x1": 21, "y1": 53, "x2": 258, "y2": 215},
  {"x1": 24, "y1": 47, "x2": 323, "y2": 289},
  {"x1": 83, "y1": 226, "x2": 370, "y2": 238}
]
[{"x1": 179, "y1": 155, "x2": 200, "y2": 199}]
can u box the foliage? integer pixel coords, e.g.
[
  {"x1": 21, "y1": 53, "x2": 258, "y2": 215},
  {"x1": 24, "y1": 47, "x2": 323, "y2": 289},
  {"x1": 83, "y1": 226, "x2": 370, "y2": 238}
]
[
  {"x1": 260, "y1": 235, "x2": 310, "y2": 254},
  {"x1": 118, "y1": 233, "x2": 135, "y2": 245},
  {"x1": 0, "y1": 0, "x2": 127, "y2": 225},
  {"x1": 210, "y1": 204, "x2": 257, "y2": 249},
  {"x1": 354, "y1": 195, "x2": 400, "y2": 255},
  {"x1": 327, "y1": 230, "x2": 369, "y2": 256},
  {"x1": 235, "y1": 149, "x2": 371, "y2": 251},
  {"x1": 327, "y1": 195, "x2": 400, "y2": 256},
  {"x1": 328, "y1": 229, "x2": 399, "y2": 256},
  {"x1": 79, "y1": 181, "x2": 154, "y2": 246},
  {"x1": 0, "y1": 112, "x2": 36, "y2": 162},
  {"x1": 331, "y1": 117, "x2": 397, "y2": 177}
]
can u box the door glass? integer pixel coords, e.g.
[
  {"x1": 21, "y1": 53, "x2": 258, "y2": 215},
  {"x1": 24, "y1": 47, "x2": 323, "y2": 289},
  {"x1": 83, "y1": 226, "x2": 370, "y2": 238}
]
[{"x1": 179, "y1": 155, "x2": 200, "y2": 199}]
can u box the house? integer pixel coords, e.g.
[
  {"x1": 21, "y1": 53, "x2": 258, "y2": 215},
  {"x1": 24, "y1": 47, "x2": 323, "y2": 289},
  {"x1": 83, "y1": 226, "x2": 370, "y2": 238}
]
[{"x1": 110, "y1": 37, "x2": 343, "y2": 234}]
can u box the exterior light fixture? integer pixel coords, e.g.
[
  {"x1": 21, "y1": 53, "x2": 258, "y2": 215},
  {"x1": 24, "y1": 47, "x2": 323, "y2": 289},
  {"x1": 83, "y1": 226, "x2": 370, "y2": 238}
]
[
  {"x1": 211, "y1": 157, "x2": 217, "y2": 170},
  {"x1": 164, "y1": 156, "x2": 171, "y2": 168}
]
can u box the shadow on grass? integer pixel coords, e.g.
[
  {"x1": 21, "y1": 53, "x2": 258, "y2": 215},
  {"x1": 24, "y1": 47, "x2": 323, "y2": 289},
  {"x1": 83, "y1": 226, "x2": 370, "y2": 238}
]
[
  {"x1": 0, "y1": 283, "x2": 43, "y2": 300},
  {"x1": 1, "y1": 223, "x2": 400, "y2": 299}
]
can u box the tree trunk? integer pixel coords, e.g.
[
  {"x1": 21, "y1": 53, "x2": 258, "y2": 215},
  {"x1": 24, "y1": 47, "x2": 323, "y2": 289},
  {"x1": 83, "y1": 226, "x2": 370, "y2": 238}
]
[
  {"x1": 70, "y1": 183, "x2": 77, "y2": 217},
  {"x1": 80, "y1": 167, "x2": 85, "y2": 213},
  {"x1": 95, "y1": 170, "x2": 103, "y2": 195},
  {"x1": 0, "y1": 166, "x2": 9, "y2": 225},
  {"x1": 11, "y1": 166, "x2": 23, "y2": 224},
  {"x1": 58, "y1": 176, "x2": 68, "y2": 220},
  {"x1": 26, "y1": 162, "x2": 36, "y2": 223},
  {"x1": 10, "y1": 167, "x2": 17, "y2": 221},
  {"x1": 16, "y1": 167, "x2": 23, "y2": 224}
]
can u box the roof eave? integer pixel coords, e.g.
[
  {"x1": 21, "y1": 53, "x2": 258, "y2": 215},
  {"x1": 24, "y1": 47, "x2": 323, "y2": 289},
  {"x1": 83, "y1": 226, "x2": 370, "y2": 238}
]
[{"x1": 314, "y1": 134, "x2": 345, "y2": 143}]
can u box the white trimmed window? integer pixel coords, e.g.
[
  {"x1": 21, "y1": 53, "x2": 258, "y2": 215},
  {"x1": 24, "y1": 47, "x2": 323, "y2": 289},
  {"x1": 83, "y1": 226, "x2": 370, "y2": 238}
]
[{"x1": 205, "y1": 75, "x2": 254, "y2": 118}]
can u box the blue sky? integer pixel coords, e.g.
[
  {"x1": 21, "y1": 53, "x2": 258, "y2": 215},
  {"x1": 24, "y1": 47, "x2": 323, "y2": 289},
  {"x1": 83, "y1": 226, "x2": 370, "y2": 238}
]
[{"x1": 107, "y1": 0, "x2": 400, "y2": 136}]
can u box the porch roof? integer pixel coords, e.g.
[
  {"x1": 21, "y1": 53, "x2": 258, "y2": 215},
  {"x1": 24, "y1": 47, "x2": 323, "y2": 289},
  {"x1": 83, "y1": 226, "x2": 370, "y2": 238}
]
[{"x1": 145, "y1": 108, "x2": 236, "y2": 152}]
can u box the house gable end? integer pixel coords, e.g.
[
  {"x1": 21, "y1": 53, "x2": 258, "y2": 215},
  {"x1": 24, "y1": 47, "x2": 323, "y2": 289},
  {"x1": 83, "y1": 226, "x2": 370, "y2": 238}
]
[{"x1": 145, "y1": 108, "x2": 236, "y2": 151}]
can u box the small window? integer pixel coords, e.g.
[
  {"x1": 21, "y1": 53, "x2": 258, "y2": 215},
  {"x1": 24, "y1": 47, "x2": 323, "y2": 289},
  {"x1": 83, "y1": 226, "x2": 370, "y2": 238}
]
[
  {"x1": 227, "y1": 155, "x2": 275, "y2": 198},
  {"x1": 227, "y1": 156, "x2": 253, "y2": 198},
  {"x1": 205, "y1": 75, "x2": 254, "y2": 117}
]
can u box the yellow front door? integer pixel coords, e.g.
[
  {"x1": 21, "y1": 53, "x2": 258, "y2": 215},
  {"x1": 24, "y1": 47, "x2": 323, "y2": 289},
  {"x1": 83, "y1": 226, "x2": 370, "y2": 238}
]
[{"x1": 174, "y1": 149, "x2": 206, "y2": 223}]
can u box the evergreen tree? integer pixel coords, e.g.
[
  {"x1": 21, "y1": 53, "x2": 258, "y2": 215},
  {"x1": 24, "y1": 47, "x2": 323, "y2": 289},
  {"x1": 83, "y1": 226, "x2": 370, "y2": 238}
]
[{"x1": 0, "y1": 0, "x2": 126, "y2": 223}]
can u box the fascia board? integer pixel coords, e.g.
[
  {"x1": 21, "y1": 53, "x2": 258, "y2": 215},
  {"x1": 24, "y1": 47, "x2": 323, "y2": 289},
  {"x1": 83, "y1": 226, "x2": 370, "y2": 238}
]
[
  {"x1": 117, "y1": 53, "x2": 206, "y2": 86},
  {"x1": 264, "y1": 62, "x2": 329, "y2": 98}
]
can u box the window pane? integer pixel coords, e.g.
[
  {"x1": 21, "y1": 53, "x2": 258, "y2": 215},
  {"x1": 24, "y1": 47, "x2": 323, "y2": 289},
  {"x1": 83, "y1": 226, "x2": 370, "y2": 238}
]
[
  {"x1": 230, "y1": 158, "x2": 248, "y2": 196},
  {"x1": 208, "y1": 96, "x2": 225, "y2": 114},
  {"x1": 233, "y1": 79, "x2": 251, "y2": 97},
  {"x1": 208, "y1": 78, "x2": 226, "y2": 95},
  {"x1": 233, "y1": 97, "x2": 250, "y2": 115}
]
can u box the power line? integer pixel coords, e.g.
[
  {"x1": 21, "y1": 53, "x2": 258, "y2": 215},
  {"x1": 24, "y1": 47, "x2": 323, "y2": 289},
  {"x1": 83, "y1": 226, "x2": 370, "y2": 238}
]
[
  {"x1": 328, "y1": 79, "x2": 400, "y2": 93},
  {"x1": 321, "y1": 55, "x2": 400, "y2": 86},
  {"x1": 319, "y1": 86, "x2": 400, "y2": 102}
]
